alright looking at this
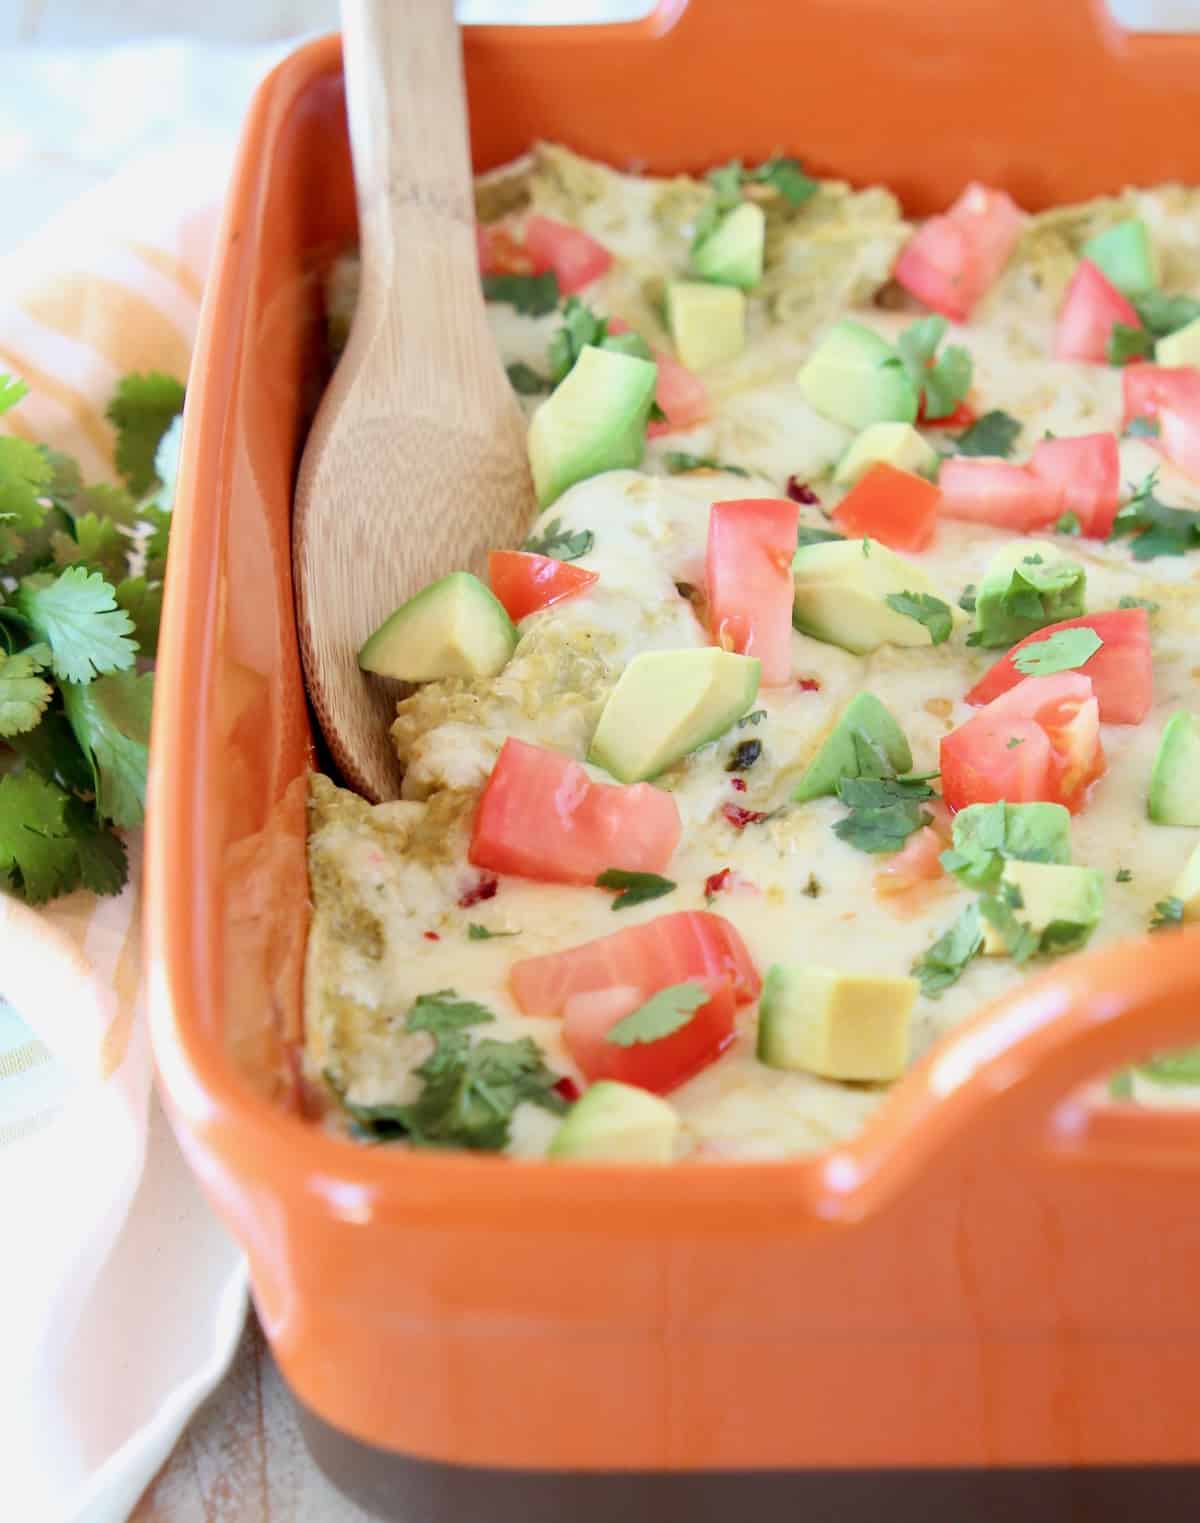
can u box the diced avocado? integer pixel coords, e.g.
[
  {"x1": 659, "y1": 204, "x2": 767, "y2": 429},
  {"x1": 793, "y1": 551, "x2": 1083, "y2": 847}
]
[
  {"x1": 690, "y1": 202, "x2": 766, "y2": 290},
  {"x1": 1170, "y1": 842, "x2": 1200, "y2": 924},
  {"x1": 358, "y1": 571, "x2": 517, "y2": 681},
  {"x1": 971, "y1": 540, "x2": 1086, "y2": 649},
  {"x1": 589, "y1": 648, "x2": 760, "y2": 782},
  {"x1": 941, "y1": 800, "x2": 1072, "y2": 888},
  {"x1": 548, "y1": 1080, "x2": 678, "y2": 1162},
  {"x1": 797, "y1": 319, "x2": 918, "y2": 431},
  {"x1": 981, "y1": 860, "x2": 1105, "y2": 956},
  {"x1": 1148, "y1": 711, "x2": 1200, "y2": 826},
  {"x1": 1155, "y1": 315, "x2": 1200, "y2": 368},
  {"x1": 793, "y1": 692, "x2": 912, "y2": 803},
  {"x1": 833, "y1": 422, "x2": 939, "y2": 487},
  {"x1": 666, "y1": 280, "x2": 746, "y2": 370},
  {"x1": 756, "y1": 962, "x2": 915, "y2": 1081},
  {"x1": 1081, "y1": 218, "x2": 1158, "y2": 299},
  {"x1": 527, "y1": 344, "x2": 658, "y2": 508},
  {"x1": 601, "y1": 330, "x2": 654, "y2": 363},
  {"x1": 791, "y1": 536, "x2": 965, "y2": 655}
]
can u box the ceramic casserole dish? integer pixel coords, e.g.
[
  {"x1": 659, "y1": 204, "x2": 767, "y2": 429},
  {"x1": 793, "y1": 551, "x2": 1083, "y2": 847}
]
[{"x1": 147, "y1": 4, "x2": 1200, "y2": 1519}]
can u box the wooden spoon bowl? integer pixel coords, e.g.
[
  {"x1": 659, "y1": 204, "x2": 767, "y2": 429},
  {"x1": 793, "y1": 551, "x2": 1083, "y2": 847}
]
[{"x1": 294, "y1": 0, "x2": 534, "y2": 802}]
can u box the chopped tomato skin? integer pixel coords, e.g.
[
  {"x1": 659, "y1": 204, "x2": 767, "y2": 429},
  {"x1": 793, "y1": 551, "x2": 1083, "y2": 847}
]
[
  {"x1": 470, "y1": 739, "x2": 680, "y2": 887},
  {"x1": 831, "y1": 461, "x2": 940, "y2": 552},
  {"x1": 706, "y1": 497, "x2": 798, "y2": 685},
  {"x1": 893, "y1": 183, "x2": 1023, "y2": 321},
  {"x1": 510, "y1": 910, "x2": 761, "y2": 1018},
  {"x1": 965, "y1": 608, "x2": 1152, "y2": 724},
  {"x1": 1028, "y1": 433, "x2": 1121, "y2": 538},
  {"x1": 563, "y1": 977, "x2": 737, "y2": 1095},
  {"x1": 941, "y1": 673, "x2": 1105, "y2": 814},
  {"x1": 1158, "y1": 405, "x2": 1200, "y2": 483},
  {"x1": 523, "y1": 214, "x2": 612, "y2": 293},
  {"x1": 1121, "y1": 364, "x2": 1200, "y2": 428},
  {"x1": 488, "y1": 550, "x2": 597, "y2": 623},
  {"x1": 938, "y1": 458, "x2": 1059, "y2": 532},
  {"x1": 1054, "y1": 259, "x2": 1140, "y2": 364},
  {"x1": 648, "y1": 351, "x2": 710, "y2": 436}
]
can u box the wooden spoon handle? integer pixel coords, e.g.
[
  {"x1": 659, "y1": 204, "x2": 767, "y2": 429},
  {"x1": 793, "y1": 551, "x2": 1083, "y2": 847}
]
[{"x1": 340, "y1": 0, "x2": 476, "y2": 300}]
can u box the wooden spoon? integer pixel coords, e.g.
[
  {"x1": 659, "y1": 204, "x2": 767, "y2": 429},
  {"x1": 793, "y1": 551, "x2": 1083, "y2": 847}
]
[{"x1": 294, "y1": 0, "x2": 534, "y2": 801}]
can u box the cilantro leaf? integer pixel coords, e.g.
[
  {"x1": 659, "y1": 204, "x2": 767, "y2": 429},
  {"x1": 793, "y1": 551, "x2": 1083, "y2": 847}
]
[
  {"x1": 1133, "y1": 290, "x2": 1200, "y2": 338},
  {"x1": 338, "y1": 989, "x2": 565, "y2": 1150},
  {"x1": 951, "y1": 409, "x2": 1022, "y2": 458},
  {"x1": 506, "y1": 361, "x2": 551, "y2": 395},
  {"x1": 0, "y1": 644, "x2": 53, "y2": 736},
  {"x1": 1011, "y1": 627, "x2": 1102, "y2": 677},
  {"x1": 1054, "y1": 511, "x2": 1081, "y2": 535},
  {"x1": 958, "y1": 584, "x2": 977, "y2": 613},
  {"x1": 1117, "y1": 594, "x2": 1158, "y2": 613},
  {"x1": 51, "y1": 512, "x2": 130, "y2": 584},
  {"x1": 966, "y1": 557, "x2": 1086, "y2": 650},
  {"x1": 13, "y1": 567, "x2": 137, "y2": 683},
  {"x1": 663, "y1": 452, "x2": 750, "y2": 477},
  {"x1": 1108, "y1": 473, "x2": 1200, "y2": 560},
  {"x1": 1124, "y1": 416, "x2": 1160, "y2": 440},
  {"x1": 939, "y1": 801, "x2": 1070, "y2": 889},
  {"x1": 884, "y1": 590, "x2": 953, "y2": 645},
  {"x1": 795, "y1": 524, "x2": 844, "y2": 548},
  {"x1": 140, "y1": 504, "x2": 172, "y2": 581},
  {"x1": 1106, "y1": 323, "x2": 1154, "y2": 366},
  {"x1": 748, "y1": 154, "x2": 818, "y2": 206},
  {"x1": 0, "y1": 771, "x2": 79, "y2": 903},
  {"x1": 482, "y1": 271, "x2": 560, "y2": 317},
  {"x1": 548, "y1": 297, "x2": 609, "y2": 383},
  {"x1": 114, "y1": 576, "x2": 163, "y2": 657},
  {"x1": 897, "y1": 316, "x2": 973, "y2": 420},
  {"x1": 605, "y1": 982, "x2": 709, "y2": 1047},
  {"x1": 738, "y1": 708, "x2": 767, "y2": 727},
  {"x1": 0, "y1": 434, "x2": 53, "y2": 561},
  {"x1": 1116, "y1": 867, "x2": 1132, "y2": 883},
  {"x1": 0, "y1": 373, "x2": 28, "y2": 415},
  {"x1": 1150, "y1": 896, "x2": 1185, "y2": 931},
  {"x1": 68, "y1": 805, "x2": 130, "y2": 896},
  {"x1": 833, "y1": 774, "x2": 934, "y2": 854},
  {"x1": 105, "y1": 371, "x2": 185, "y2": 496},
  {"x1": 62, "y1": 668, "x2": 153, "y2": 828},
  {"x1": 466, "y1": 923, "x2": 518, "y2": 940},
  {"x1": 693, "y1": 156, "x2": 817, "y2": 247},
  {"x1": 595, "y1": 868, "x2": 677, "y2": 910},
  {"x1": 521, "y1": 516, "x2": 594, "y2": 562},
  {"x1": 912, "y1": 903, "x2": 984, "y2": 997},
  {"x1": 7, "y1": 709, "x2": 95, "y2": 796}
]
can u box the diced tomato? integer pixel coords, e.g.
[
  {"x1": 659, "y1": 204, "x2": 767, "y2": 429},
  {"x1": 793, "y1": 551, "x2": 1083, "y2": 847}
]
[
  {"x1": 523, "y1": 214, "x2": 612, "y2": 294},
  {"x1": 965, "y1": 608, "x2": 1152, "y2": 724},
  {"x1": 476, "y1": 223, "x2": 535, "y2": 276},
  {"x1": 488, "y1": 550, "x2": 597, "y2": 623},
  {"x1": 893, "y1": 183, "x2": 1024, "y2": 322},
  {"x1": 1121, "y1": 363, "x2": 1200, "y2": 428},
  {"x1": 941, "y1": 673, "x2": 1105, "y2": 814},
  {"x1": 510, "y1": 909, "x2": 761, "y2": 1018},
  {"x1": 469, "y1": 739, "x2": 681, "y2": 886},
  {"x1": 831, "y1": 461, "x2": 940, "y2": 552},
  {"x1": 1158, "y1": 405, "x2": 1200, "y2": 483},
  {"x1": 938, "y1": 458, "x2": 1059, "y2": 532},
  {"x1": 1028, "y1": 433, "x2": 1120, "y2": 538},
  {"x1": 705, "y1": 497, "x2": 798, "y2": 685},
  {"x1": 1053, "y1": 260, "x2": 1140, "y2": 365},
  {"x1": 920, "y1": 396, "x2": 977, "y2": 428},
  {"x1": 647, "y1": 351, "x2": 710, "y2": 436},
  {"x1": 562, "y1": 976, "x2": 737, "y2": 1095},
  {"x1": 872, "y1": 825, "x2": 947, "y2": 906}
]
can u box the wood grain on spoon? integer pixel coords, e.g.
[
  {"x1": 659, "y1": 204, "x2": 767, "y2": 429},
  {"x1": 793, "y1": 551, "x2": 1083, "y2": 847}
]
[{"x1": 294, "y1": 0, "x2": 534, "y2": 801}]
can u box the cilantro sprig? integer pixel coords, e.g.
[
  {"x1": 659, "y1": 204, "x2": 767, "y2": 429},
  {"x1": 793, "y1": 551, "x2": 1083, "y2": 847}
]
[
  {"x1": 884, "y1": 591, "x2": 954, "y2": 646},
  {"x1": 547, "y1": 298, "x2": 651, "y2": 385},
  {"x1": 595, "y1": 868, "x2": 677, "y2": 910},
  {"x1": 605, "y1": 982, "x2": 709, "y2": 1047},
  {"x1": 482, "y1": 271, "x2": 560, "y2": 317},
  {"x1": 951, "y1": 409, "x2": 1022, "y2": 459},
  {"x1": 896, "y1": 316, "x2": 973, "y2": 421},
  {"x1": 912, "y1": 903, "x2": 984, "y2": 997},
  {"x1": 1108, "y1": 471, "x2": 1200, "y2": 560},
  {"x1": 521, "y1": 516, "x2": 594, "y2": 562},
  {"x1": 833, "y1": 775, "x2": 935, "y2": 854},
  {"x1": 693, "y1": 156, "x2": 817, "y2": 247},
  {"x1": 0, "y1": 370, "x2": 181, "y2": 902}
]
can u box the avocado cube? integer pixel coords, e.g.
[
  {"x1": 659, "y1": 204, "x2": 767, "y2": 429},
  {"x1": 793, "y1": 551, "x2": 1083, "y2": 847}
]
[
  {"x1": 666, "y1": 280, "x2": 746, "y2": 371},
  {"x1": 757, "y1": 962, "x2": 915, "y2": 1081},
  {"x1": 358, "y1": 571, "x2": 517, "y2": 682},
  {"x1": 1148, "y1": 711, "x2": 1200, "y2": 827},
  {"x1": 792, "y1": 536, "x2": 964, "y2": 655},
  {"x1": 971, "y1": 540, "x2": 1086, "y2": 649},
  {"x1": 548, "y1": 1081, "x2": 679, "y2": 1162},
  {"x1": 797, "y1": 319, "x2": 919, "y2": 431},
  {"x1": 981, "y1": 860, "x2": 1105, "y2": 956},
  {"x1": 1156, "y1": 315, "x2": 1200, "y2": 369},
  {"x1": 942, "y1": 801, "x2": 1072, "y2": 888},
  {"x1": 793, "y1": 692, "x2": 912, "y2": 802},
  {"x1": 690, "y1": 201, "x2": 765, "y2": 290},
  {"x1": 833, "y1": 421, "x2": 939, "y2": 487},
  {"x1": 1081, "y1": 218, "x2": 1158, "y2": 299}
]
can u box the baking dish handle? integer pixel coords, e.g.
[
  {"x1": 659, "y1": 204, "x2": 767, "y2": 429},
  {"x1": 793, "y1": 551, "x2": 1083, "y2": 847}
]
[{"x1": 833, "y1": 929, "x2": 1200, "y2": 1215}]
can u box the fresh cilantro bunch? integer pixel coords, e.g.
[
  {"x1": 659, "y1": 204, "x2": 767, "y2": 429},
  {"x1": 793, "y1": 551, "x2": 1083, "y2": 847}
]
[
  {"x1": 0, "y1": 371, "x2": 183, "y2": 903},
  {"x1": 333, "y1": 990, "x2": 566, "y2": 1150}
]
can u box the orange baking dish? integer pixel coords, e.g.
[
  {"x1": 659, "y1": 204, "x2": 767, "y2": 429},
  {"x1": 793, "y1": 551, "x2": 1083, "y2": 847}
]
[{"x1": 147, "y1": 4, "x2": 1200, "y2": 1518}]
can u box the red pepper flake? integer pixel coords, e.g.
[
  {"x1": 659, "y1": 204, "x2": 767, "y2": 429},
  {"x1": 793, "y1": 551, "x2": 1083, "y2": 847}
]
[
  {"x1": 458, "y1": 876, "x2": 498, "y2": 908},
  {"x1": 722, "y1": 803, "x2": 770, "y2": 830},
  {"x1": 730, "y1": 776, "x2": 747, "y2": 793},
  {"x1": 786, "y1": 476, "x2": 819, "y2": 505},
  {"x1": 796, "y1": 676, "x2": 822, "y2": 692},
  {"x1": 423, "y1": 930, "x2": 441, "y2": 942},
  {"x1": 704, "y1": 867, "x2": 733, "y2": 898},
  {"x1": 554, "y1": 1076, "x2": 582, "y2": 1103}
]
